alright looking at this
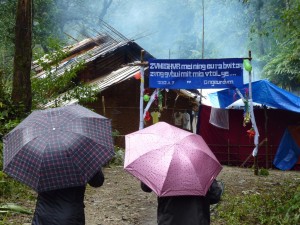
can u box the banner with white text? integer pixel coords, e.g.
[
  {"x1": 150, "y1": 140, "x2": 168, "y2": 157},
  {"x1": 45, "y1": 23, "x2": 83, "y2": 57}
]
[{"x1": 149, "y1": 58, "x2": 244, "y2": 89}]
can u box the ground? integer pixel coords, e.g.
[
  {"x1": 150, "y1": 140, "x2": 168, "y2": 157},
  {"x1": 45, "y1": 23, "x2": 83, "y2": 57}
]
[
  {"x1": 85, "y1": 165, "x2": 156, "y2": 225},
  {"x1": 7, "y1": 165, "x2": 300, "y2": 225},
  {"x1": 84, "y1": 165, "x2": 300, "y2": 225}
]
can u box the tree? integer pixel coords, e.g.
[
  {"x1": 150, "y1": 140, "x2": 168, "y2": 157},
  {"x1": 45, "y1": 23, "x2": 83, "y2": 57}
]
[
  {"x1": 242, "y1": 0, "x2": 300, "y2": 89},
  {"x1": 11, "y1": 0, "x2": 32, "y2": 112},
  {"x1": 8, "y1": 0, "x2": 116, "y2": 113},
  {"x1": 262, "y1": 0, "x2": 300, "y2": 90},
  {"x1": 31, "y1": 39, "x2": 98, "y2": 109}
]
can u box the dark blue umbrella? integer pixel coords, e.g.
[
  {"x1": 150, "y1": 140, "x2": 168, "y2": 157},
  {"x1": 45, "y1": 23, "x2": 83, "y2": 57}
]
[{"x1": 3, "y1": 104, "x2": 114, "y2": 192}]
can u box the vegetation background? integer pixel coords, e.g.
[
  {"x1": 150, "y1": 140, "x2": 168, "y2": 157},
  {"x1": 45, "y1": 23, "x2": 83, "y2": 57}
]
[{"x1": 0, "y1": 0, "x2": 299, "y2": 224}]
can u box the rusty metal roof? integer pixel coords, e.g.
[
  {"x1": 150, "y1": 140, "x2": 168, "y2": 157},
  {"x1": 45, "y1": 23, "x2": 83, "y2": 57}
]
[
  {"x1": 42, "y1": 65, "x2": 142, "y2": 108},
  {"x1": 33, "y1": 37, "x2": 135, "y2": 79},
  {"x1": 36, "y1": 21, "x2": 199, "y2": 107},
  {"x1": 88, "y1": 65, "x2": 141, "y2": 91}
]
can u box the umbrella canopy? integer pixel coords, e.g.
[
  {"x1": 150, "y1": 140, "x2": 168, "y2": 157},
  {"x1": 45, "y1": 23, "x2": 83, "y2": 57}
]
[
  {"x1": 3, "y1": 104, "x2": 114, "y2": 192},
  {"x1": 124, "y1": 122, "x2": 222, "y2": 197}
]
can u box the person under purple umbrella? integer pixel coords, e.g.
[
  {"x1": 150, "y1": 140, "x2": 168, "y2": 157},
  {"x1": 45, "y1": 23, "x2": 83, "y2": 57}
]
[
  {"x1": 32, "y1": 169, "x2": 105, "y2": 225},
  {"x1": 141, "y1": 179, "x2": 224, "y2": 225},
  {"x1": 2, "y1": 105, "x2": 115, "y2": 224}
]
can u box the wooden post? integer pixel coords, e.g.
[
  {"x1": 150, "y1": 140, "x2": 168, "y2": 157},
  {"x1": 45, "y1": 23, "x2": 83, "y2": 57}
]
[
  {"x1": 264, "y1": 106, "x2": 268, "y2": 168},
  {"x1": 227, "y1": 139, "x2": 230, "y2": 165},
  {"x1": 202, "y1": 0, "x2": 205, "y2": 59},
  {"x1": 12, "y1": 0, "x2": 33, "y2": 112},
  {"x1": 139, "y1": 50, "x2": 145, "y2": 130},
  {"x1": 102, "y1": 96, "x2": 106, "y2": 116},
  {"x1": 248, "y1": 50, "x2": 259, "y2": 175},
  {"x1": 126, "y1": 50, "x2": 148, "y2": 130}
]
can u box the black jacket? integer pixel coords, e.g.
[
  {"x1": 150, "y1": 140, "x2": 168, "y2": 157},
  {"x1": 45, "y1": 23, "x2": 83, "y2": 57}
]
[
  {"x1": 32, "y1": 170, "x2": 104, "y2": 225},
  {"x1": 141, "y1": 180, "x2": 222, "y2": 225}
]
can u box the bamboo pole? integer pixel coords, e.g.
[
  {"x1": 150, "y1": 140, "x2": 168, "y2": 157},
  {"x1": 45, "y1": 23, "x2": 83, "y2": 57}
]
[
  {"x1": 248, "y1": 51, "x2": 259, "y2": 175},
  {"x1": 126, "y1": 50, "x2": 148, "y2": 130},
  {"x1": 102, "y1": 96, "x2": 106, "y2": 116},
  {"x1": 202, "y1": 0, "x2": 205, "y2": 59},
  {"x1": 139, "y1": 50, "x2": 145, "y2": 130},
  {"x1": 264, "y1": 106, "x2": 268, "y2": 168},
  {"x1": 227, "y1": 139, "x2": 230, "y2": 165}
]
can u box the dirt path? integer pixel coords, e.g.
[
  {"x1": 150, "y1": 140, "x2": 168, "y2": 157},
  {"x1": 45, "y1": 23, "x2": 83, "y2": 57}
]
[
  {"x1": 85, "y1": 166, "x2": 157, "y2": 225},
  {"x1": 84, "y1": 165, "x2": 300, "y2": 225},
  {"x1": 8, "y1": 164, "x2": 300, "y2": 224}
]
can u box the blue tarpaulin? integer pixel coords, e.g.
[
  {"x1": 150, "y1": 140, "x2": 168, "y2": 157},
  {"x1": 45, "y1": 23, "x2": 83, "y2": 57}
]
[
  {"x1": 208, "y1": 80, "x2": 300, "y2": 170},
  {"x1": 209, "y1": 79, "x2": 300, "y2": 113},
  {"x1": 273, "y1": 127, "x2": 300, "y2": 170}
]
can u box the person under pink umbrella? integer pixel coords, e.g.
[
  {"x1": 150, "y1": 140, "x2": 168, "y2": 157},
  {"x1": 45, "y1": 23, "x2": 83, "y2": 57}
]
[
  {"x1": 124, "y1": 122, "x2": 224, "y2": 224},
  {"x1": 141, "y1": 179, "x2": 223, "y2": 225}
]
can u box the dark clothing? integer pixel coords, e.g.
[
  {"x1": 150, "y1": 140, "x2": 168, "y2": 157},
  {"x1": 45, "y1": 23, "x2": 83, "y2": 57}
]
[
  {"x1": 32, "y1": 170, "x2": 104, "y2": 225},
  {"x1": 31, "y1": 186, "x2": 86, "y2": 225},
  {"x1": 88, "y1": 170, "x2": 105, "y2": 187},
  {"x1": 207, "y1": 179, "x2": 223, "y2": 205},
  {"x1": 141, "y1": 180, "x2": 222, "y2": 225},
  {"x1": 157, "y1": 195, "x2": 210, "y2": 225}
]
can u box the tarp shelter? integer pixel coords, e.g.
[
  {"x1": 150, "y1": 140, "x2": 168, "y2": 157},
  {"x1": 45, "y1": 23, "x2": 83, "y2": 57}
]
[
  {"x1": 198, "y1": 80, "x2": 300, "y2": 170},
  {"x1": 273, "y1": 126, "x2": 300, "y2": 170},
  {"x1": 209, "y1": 80, "x2": 300, "y2": 112}
]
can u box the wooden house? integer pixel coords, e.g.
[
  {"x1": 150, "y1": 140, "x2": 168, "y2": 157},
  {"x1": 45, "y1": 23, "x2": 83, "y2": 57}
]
[{"x1": 32, "y1": 23, "x2": 200, "y2": 147}]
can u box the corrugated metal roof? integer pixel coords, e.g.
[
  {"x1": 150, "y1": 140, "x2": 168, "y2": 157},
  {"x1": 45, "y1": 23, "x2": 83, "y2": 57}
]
[
  {"x1": 89, "y1": 65, "x2": 141, "y2": 92},
  {"x1": 34, "y1": 38, "x2": 132, "y2": 79},
  {"x1": 42, "y1": 63, "x2": 201, "y2": 108},
  {"x1": 35, "y1": 21, "x2": 200, "y2": 108},
  {"x1": 35, "y1": 22, "x2": 153, "y2": 108},
  {"x1": 42, "y1": 65, "x2": 142, "y2": 108}
]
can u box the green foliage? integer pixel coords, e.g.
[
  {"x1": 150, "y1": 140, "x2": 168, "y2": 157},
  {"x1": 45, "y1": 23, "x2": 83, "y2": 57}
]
[
  {"x1": 0, "y1": 171, "x2": 11, "y2": 197},
  {"x1": 32, "y1": 0, "x2": 62, "y2": 51},
  {"x1": 0, "y1": 173, "x2": 34, "y2": 222},
  {"x1": 0, "y1": 203, "x2": 32, "y2": 215},
  {"x1": 31, "y1": 38, "x2": 99, "y2": 108},
  {"x1": 0, "y1": 170, "x2": 33, "y2": 198},
  {"x1": 0, "y1": 0, "x2": 16, "y2": 82},
  {"x1": 0, "y1": 0, "x2": 63, "y2": 82},
  {"x1": 261, "y1": 0, "x2": 300, "y2": 89},
  {"x1": 215, "y1": 179, "x2": 300, "y2": 225},
  {"x1": 109, "y1": 130, "x2": 125, "y2": 166},
  {"x1": 0, "y1": 79, "x2": 28, "y2": 169},
  {"x1": 259, "y1": 168, "x2": 270, "y2": 176},
  {"x1": 112, "y1": 129, "x2": 120, "y2": 139},
  {"x1": 0, "y1": 0, "x2": 16, "y2": 46},
  {"x1": 282, "y1": 185, "x2": 300, "y2": 224},
  {"x1": 109, "y1": 146, "x2": 125, "y2": 166},
  {"x1": 243, "y1": 0, "x2": 300, "y2": 89}
]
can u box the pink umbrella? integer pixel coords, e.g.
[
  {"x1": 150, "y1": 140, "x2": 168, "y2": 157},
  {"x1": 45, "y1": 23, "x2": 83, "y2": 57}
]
[{"x1": 124, "y1": 122, "x2": 222, "y2": 197}]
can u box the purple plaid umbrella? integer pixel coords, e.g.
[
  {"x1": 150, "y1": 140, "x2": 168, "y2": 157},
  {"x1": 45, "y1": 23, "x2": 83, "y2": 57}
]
[{"x1": 3, "y1": 104, "x2": 114, "y2": 192}]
